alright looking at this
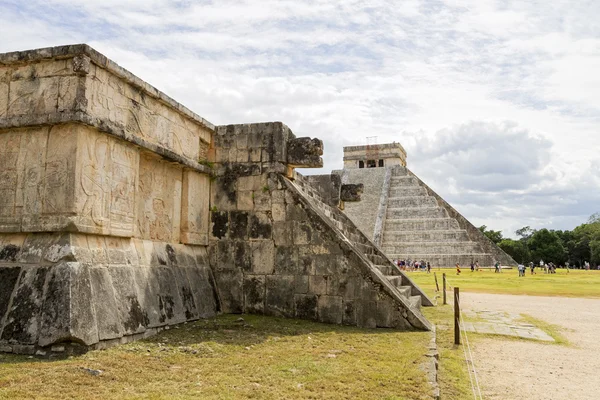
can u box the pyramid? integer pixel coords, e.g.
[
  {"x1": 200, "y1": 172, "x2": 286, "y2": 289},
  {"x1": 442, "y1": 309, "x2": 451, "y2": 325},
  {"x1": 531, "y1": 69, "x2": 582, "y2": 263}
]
[{"x1": 337, "y1": 143, "x2": 516, "y2": 268}]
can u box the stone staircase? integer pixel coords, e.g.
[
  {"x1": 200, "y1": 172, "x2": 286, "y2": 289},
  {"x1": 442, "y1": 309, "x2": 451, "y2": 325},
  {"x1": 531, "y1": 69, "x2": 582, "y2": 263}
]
[
  {"x1": 292, "y1": 173, "x2": 434, "y2": 314},
  {"x1": 381, "y1": 167, "x2": 497, "y2": 268}
]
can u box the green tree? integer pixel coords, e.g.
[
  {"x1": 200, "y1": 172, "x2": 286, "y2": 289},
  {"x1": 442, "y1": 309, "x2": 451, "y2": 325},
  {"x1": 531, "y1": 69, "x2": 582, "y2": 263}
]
[
  {"x1": 478, "y1": 225, "x2": 503, "y2": 244},
  {"x1": 515, "y1": 226, "x2": 535, "y2": 242},
  {"x1": 528, "y1": 229, "x2": 566, "y2": 264},
  {"x1": 498, "y1": 239, "x2": 530, "y2": 264}
]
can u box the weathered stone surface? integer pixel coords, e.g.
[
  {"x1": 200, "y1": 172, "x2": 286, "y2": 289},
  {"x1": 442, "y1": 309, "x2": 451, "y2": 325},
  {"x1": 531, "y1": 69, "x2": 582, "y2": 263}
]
[
  {"x1": 340, "y1": 184, "x2": 364, "y2": 202},
  {"x1": 38, "y1": 262, "x2": 99, "y2": 347},
  {"x1": 287, "y1": 137, "x2": 323, "y2": 168},
  {"x1": 0, "y1": 44, "x2": 434, "y2": 354}
]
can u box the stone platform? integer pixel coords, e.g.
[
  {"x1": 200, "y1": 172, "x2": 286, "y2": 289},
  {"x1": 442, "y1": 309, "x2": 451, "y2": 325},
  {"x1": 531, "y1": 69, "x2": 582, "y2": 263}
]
[{"x1": 0, "y1": 45, "x2": 432, "y2": 354}]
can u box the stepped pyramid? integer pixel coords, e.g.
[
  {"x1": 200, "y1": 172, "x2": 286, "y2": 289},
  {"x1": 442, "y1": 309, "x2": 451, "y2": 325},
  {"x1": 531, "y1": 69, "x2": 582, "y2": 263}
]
[{"x1": 337, "y1": 143, "x2": 516, "y2": 268}]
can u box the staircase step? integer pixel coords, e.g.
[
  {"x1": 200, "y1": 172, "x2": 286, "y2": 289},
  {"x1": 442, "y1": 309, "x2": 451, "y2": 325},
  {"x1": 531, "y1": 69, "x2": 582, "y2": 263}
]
[
  {"x1": 390, "y1": 176, "x2": 420, "y2": 185},
  {"x1": 410, "y1": 295, "x2": 422, "y2": 308},
  {"x1": 382, "y1": 241, "x2": 483, "y2": 254},
  {"x1": 388, "y1": 187, "x2": 428, "y2": 197},
  {"x1": 375, "y1": 264, "x2": 394, "y2": 275},
  {"x1": 386, "y1": 207, "x2": 448, "y2": 219},
  {"x1": 387, "y1": 196, "x2": 438, "y2": 208},
  {"x1": 384, "y1": 218, "x2": 461, "y2": 231},
  {"x1": 383, "y1": 230, "x2": 470, "y2": 242}
]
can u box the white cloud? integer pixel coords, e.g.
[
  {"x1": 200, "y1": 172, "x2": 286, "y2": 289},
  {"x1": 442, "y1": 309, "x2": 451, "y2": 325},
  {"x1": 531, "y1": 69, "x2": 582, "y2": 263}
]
[{"x1": 1, "y1": 0, "x2": 599, "y2": 234}]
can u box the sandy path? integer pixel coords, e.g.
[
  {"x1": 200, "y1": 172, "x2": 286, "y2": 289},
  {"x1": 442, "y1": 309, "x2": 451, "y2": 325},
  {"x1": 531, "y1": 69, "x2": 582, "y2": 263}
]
[{"x1": 460, "y1": 293, "x2": 600, "y2": 400}]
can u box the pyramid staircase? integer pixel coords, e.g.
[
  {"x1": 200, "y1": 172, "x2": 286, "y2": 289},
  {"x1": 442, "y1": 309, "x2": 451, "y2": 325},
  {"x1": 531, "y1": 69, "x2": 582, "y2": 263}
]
[
  {"x1": 380, "y1": 167, "x2": 499, "y2": 268},
  {"x1": 292, "y1": 173, "x2": 433, "y2": 314}
]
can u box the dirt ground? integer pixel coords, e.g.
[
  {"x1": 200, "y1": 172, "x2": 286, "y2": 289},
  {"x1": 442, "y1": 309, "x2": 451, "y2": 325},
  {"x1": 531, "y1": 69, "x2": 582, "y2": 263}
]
[{"x1": 461, "y1": 293, "x2": 600, "y2": 400}]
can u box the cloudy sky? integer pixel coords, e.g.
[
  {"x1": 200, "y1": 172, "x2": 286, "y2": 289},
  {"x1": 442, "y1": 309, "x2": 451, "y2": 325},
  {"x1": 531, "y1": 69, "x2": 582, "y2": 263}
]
[{"x1": 1, "y1": 0, "x2": 599, "y2": 237}]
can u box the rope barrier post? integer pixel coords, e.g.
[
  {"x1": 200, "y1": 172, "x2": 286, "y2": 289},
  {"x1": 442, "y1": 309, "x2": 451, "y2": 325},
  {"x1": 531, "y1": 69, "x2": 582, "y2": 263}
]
[
  {"x1": 443, "y1": 273, "x2": 447, "y2": 305},
  {"x1": 454, "y1": 287, "x2": 460, "y2": 345},
  {"x1": 434, "y1": 272, "x2": 440, "y2": 292}
]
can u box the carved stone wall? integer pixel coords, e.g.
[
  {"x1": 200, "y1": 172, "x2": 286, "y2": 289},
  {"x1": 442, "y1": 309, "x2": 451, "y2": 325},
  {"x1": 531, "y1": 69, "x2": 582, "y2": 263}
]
[
  {"x1": 208, "y1": 123, "x2": 430, "y2": 330},
  {"x1": 0, "y1": 45, "x2": 217, "y2": 355}
]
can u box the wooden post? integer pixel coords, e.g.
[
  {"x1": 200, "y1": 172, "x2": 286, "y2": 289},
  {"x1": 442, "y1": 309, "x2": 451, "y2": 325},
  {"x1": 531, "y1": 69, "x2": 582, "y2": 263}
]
[
  {"x1": 442, "y1": 273, "x2": 447, "y2": 305},
  {"x1": 454, "y1": 287, "x2": 460, "y2": 345},
  {"x1": 434, "y1": 272, "x2": 440, "y2": 292}
]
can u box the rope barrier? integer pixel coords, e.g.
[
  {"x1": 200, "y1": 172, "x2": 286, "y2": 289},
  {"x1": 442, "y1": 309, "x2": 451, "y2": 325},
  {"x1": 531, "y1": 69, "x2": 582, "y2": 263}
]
[{"x1": 445, "y1": 278, "x2": 483, "y2": 400}]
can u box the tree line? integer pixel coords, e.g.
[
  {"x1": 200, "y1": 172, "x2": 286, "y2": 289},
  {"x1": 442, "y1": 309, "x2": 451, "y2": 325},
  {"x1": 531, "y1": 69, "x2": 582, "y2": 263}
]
[{"x1": 479, "y1": 213, "x2": 600, "y2": 266}]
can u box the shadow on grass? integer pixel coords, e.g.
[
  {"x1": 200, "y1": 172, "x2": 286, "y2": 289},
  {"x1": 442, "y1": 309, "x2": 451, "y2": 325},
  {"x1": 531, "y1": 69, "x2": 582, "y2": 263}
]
[{"x1": 0, "y1": 313, "x2": 426, "y2": 364}]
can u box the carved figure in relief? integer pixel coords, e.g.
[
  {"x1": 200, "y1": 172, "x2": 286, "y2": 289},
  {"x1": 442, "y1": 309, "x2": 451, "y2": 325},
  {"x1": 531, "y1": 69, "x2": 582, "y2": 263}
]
[
  {"x1": 42, "y1": 160, "x2": 70, "y2": 213},
  {"x1": 81, "y1": 137, "x2": 110, "y2": 226},
  {"x1": 149, "y1": 198, "x2": 171, "y2": 241}
]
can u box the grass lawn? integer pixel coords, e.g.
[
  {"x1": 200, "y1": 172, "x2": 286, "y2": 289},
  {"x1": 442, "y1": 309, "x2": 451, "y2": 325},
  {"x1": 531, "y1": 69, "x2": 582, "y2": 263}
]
[
  {"x1": 0, "y1": 315, "x2": 437, "y2": 400},
  {"x1": 407, "y1": 268, "x2": 600, "y2": 298}
]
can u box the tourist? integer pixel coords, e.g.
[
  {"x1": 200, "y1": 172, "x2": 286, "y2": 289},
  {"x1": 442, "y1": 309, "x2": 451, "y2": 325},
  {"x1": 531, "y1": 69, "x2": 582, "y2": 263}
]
[
  {"x1": 427, "y1": 262, "x2": 431, "y2": 273},
  {"x1": 530, "y1": 262, "x2": 535, "y2": 275},
  {"x1": 475, "y1": 260, "x2": 480, "y2": 271},
  {"x1": 540, "y1": 259, "x2": 546, "y2": 273},
  {"x1": 494, "y1": 261, "x2": 500, "y2": 273},
  {"x1": 518, "y1": 264, "x2": 525, "y2": 277},
  {"x1": 456, "y1": 263, "x2": 461, "y2": 275},
  {"x1": 470, "y1": 261, "x2": 475, "y2": 272}
]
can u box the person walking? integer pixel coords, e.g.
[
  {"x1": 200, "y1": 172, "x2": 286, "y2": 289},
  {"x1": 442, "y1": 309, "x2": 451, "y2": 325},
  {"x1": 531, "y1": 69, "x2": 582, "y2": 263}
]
[
  {"x1": 456, "y1": 263, "x2": 461, "y2": 275},
  {"x1": 426, "y1": 261, "x2": 431, "y2": 273}
]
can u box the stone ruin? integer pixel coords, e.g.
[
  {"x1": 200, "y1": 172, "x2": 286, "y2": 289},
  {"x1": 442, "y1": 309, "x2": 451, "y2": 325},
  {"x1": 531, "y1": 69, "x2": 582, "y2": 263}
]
[
  {"x1": 337, "y1": 143, "x2": 516, "y2": 268},
  {"x1": 0, "y1": 45, "x2": 432, "y2": 355}
]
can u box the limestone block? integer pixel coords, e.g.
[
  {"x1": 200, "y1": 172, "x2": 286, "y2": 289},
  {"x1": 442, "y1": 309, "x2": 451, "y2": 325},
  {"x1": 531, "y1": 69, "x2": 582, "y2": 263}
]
[
  {"x1": 0, "y1": 80, "x2": 8, "y2": 117},
  {"x1": 89, "y1": 267, "x2": 124, "y2": 340},
  {"x1": 213, "y1": 269, "x2": 243, "y2": 313},
  {"x1": 294, "y1": 294, "x2": 318, "y2": 320},
  {"x1": 0, "y1": 234, "x2": 26, "y2": 262},
  {"x1": 274, "y1": 246, "x2": 300, "y2": 274},
  {"x1": 8, "y1": 77, "x2": 59, "y2": 117},
  {"x1": 317, "y1": 295, "x2": 343, "y2": 324},
  {"x1": 107, "y1": 266, "x2": 148, "y2": 334},
  {"x1": 250, "y1": 240, "x2": 274, "y2": 274},
  {"x1": 287, "y1": 137, "x2": 323, "y2": 168},
  {"x1": 156, "y1": 267, "x2": 187, "y2": 325},
  {"x1": 131, "y1": 266, "x2": 165, "y2": 328},
  {"x1": 293, "y1": 221, "x2": 312, "y2": 245},
  {"x1": 249, "y1": 212, "x2": 272, "y2": 239},
  {"x1": 272, "y1": 203, "x2": 286, "y2": 222},
  {"x1": 340, "y1": 184, "x2": 364, "y2": 202},
  {"x1": 11, "y1": 59, "x2": 72, "y2": 80},
  {"x1": 272, "y1": 221, "x2": 292, "y2": 246},
  {"x1": 38, "y1": 262, "x2": 99, "y2": 347},
  {"x1": 355, "y1": 301, "x2": 377, "y2": 329},
  {"x1": 253, "y1": 190, "x2": 272, "y2": 212},
  {"x1": 17, "y1": 233, "x2": 58, "y2": 264},
  {"x1": 42, "y1": 125, "x2": 78, "y2": 214},
  {"x1": 229, "y1": 211, "x2": 248, "y2": 239},
  {"x1": 309, "y1": 275, "x2": 328, "y2": 295},
  {"x1": 265, "y1": 275, "x2": 294, "y2": 317},
  {"x1": 181, "y1": 170, "x2": 210, "y2": 245},
  {"x1": 236, "y1": 191, "x2": 254, "y2": 211},
  {"x1": 87, "y1": 235, "x2": 108, "y2": 265},
  {"x1": 136, "y1": 153, "x2": 182, "y2": 242},
  {"x1": 0, "y1": 267, "x2": 23, "y2": 330},
  {"x1": 243, "y1": 275, "x2": 265, "y2": 313},
  {"x1": 186, "y1": 266, "x2": 218, "y2": 318},
  {"x1": 210, "y1": 211, "x2": 229, "y2": 239},
  {"x1": 343, "y1": 301, "x2": 356, "y2": 326},
  {"x1": 170, "y1": 266, "x2": 198, "y2": 320}
]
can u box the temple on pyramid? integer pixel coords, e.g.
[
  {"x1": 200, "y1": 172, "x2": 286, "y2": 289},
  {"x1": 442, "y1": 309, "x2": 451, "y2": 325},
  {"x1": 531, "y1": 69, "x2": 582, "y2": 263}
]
[{"x1": 336, "y1": 143, "x2": 516, "y2": 268}]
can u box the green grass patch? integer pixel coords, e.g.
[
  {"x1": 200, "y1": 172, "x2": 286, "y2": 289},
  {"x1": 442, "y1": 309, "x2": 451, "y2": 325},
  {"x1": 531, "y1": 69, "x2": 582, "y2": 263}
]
[
  {"x1": 420, "y1": 305, "x2": 473, "y2": 400},
  {"x1": 0, "y1": 315, "x2": 436, "y2": 400},
  {"x1": 408, "y1": 269, "x2": 600, "y2": 298},
  {"x1": 517, "y1": 313, "x2": 571, "y2": 346}
]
